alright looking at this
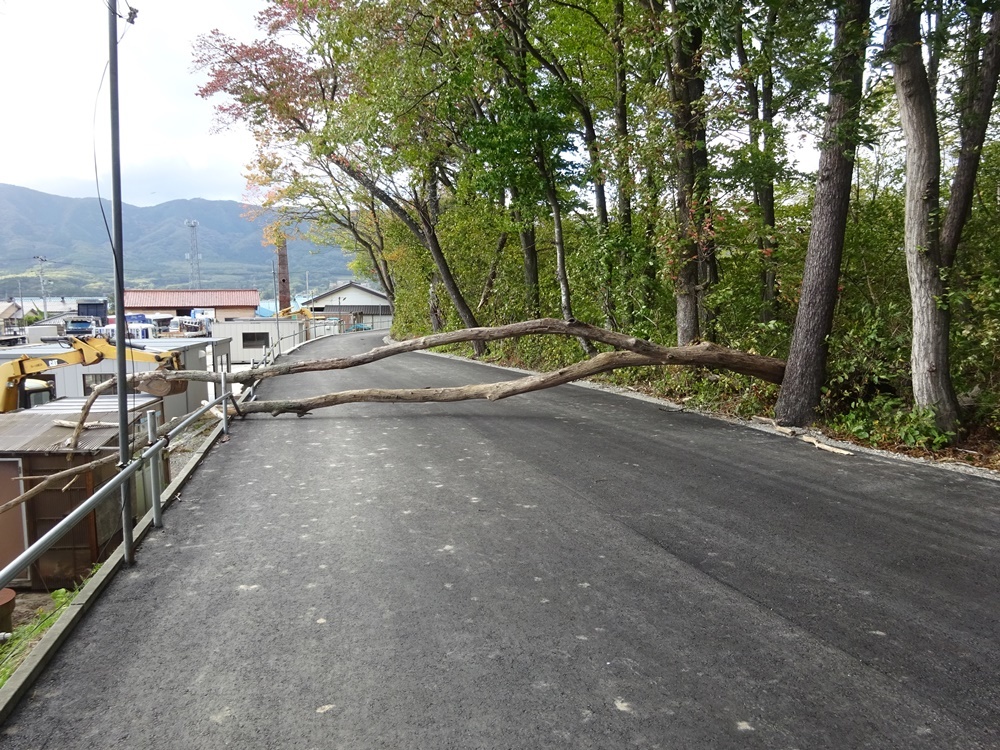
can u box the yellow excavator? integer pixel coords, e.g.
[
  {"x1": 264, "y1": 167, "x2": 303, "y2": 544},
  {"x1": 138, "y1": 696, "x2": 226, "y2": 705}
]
[
  {"x1": 0, "y1": 336, "x2": 186, "y2": 413},
  {"x1": 277, "y1": 306, "x2": 315, "y2": 319}
]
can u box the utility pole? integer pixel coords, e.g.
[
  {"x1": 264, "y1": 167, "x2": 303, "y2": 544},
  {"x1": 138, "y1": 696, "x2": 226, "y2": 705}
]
[
  {"x1": 17, "y1": 279, "x2": 25, "y2": 330},
  {"x1": 109, "y1": 0, "x2": 138, "y2": 565},
  {"x1": 33, "y1": 256, "x2": 48, "y2": 319}
]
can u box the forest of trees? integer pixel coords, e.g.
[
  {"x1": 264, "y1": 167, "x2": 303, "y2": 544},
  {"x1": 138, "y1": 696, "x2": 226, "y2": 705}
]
[{"x1": 194, "y1": 0, "x2": 1000, "y2": 454}]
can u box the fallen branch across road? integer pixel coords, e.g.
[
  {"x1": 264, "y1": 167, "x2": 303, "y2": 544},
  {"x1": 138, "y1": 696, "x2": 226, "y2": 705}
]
[
  {"x1": 234, "y1": 346, "x2": 782, "y2": 417},
  {"x1": 126, "y1": 318, "x2": 786, "y2": 402},
  {"x1": 3, "y1": 319, "x2": 786, "y2": 513}
]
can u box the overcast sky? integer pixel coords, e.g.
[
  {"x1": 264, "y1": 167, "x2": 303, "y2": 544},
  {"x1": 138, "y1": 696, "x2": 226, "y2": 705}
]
[{"x1": 0, "y1": 0, "x2": 268, "y2": 207}]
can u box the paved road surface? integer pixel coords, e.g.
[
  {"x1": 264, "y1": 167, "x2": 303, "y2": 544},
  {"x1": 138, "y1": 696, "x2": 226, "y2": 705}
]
[{"x1": 3, "y1": 332, "x2": 998, "y2": 748}]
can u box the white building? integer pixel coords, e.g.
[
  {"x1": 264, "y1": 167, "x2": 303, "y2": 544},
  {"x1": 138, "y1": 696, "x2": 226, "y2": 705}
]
[{"x1": 304, "y1": 281, "x2": 393, "y2": 330}]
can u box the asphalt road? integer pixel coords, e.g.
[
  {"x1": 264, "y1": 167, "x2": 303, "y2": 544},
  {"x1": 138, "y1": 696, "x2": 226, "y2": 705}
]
[{"x1": 2, "y1": 332, "x2": 998, "y2": 749}]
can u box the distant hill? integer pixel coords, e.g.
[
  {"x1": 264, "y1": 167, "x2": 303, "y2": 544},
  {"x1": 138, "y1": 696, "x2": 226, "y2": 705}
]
[{"x1": 0, "y1": 184, "x2": 354, "y2": 298}]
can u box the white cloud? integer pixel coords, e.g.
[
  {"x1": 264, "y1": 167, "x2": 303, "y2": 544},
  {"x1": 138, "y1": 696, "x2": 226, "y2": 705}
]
[{"x1": 0, "y1": 0, "x2": 267, "y2": 206}]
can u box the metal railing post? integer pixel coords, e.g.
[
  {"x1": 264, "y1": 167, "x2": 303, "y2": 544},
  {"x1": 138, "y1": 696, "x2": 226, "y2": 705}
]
[
  {"x1": 120, "y1": 477, "x2": 134, "y2": 565},
  {"x1": 221, "y1": 370, "x2": 229, "y2": 435},
  {"x1": 0, "y1": 390, "x2": 236, "y2": 591},
  {"x1": 147, "y1": 410, "x2": 163, "y2": 528}
]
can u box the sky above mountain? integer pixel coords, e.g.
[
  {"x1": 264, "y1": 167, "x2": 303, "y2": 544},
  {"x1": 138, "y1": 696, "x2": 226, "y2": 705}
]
[{"x1": 0, "y1": 0, "x2": 267, "y2": 207}]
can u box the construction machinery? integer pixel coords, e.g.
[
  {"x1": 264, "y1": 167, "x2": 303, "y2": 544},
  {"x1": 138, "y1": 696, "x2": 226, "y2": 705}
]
[
  {"x1": 277, "y1": 306, "x2": 314, "y2": 319},
  {"x1": 1, "y1": 336, "x2": 186, "y2": 413}
]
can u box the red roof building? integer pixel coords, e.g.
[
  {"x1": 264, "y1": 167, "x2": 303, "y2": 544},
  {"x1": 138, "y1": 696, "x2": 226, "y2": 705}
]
[{"x1": 123, "y1": 289, "x2": 260, "y2": 321}]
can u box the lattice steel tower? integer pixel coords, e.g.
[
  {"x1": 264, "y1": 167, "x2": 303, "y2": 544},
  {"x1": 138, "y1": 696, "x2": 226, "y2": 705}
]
[{"x1": 185, "y1": 219, "x2": 202, "y2": 289}]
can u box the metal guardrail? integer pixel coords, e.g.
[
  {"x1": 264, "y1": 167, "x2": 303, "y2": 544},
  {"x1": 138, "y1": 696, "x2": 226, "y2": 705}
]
[
  {"x1": 0, "y1": 384, "x2": 240, "y2": 593},
  {"x1": 2, "y1": 319, "x2": 393, "y2": 588},
  {"x1": 2, "y1": 321, "x2": 393, "y2": 590}
]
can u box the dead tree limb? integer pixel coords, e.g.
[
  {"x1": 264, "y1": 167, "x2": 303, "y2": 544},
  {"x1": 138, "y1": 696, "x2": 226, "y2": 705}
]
[
  {"x1": 0, "y1": 410, "x2": 199, "y2": 518},
  {"x1": 4, "y1": 319, "x2": 785, "y2": 517},
  {"x1": 66, "y1": 377, "x2": 117, "y2": 458},
  {"x1": 128, "y1": 318, "x2": 786, "y2": 395},
  {"x1": 235, "y1": 346, "x2": 781, "y2": 417},
  {"x1": 0, "y1": 453, "x2": 120, "y2": 518}
]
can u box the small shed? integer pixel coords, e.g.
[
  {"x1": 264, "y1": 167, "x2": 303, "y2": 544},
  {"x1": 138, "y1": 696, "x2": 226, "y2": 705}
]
[
  {"x1": 0, "y1": 396, "x2": 165, "y2": 590},
  {"x1": 0, "y1": 302, "x2": 25, "y2": 347}
]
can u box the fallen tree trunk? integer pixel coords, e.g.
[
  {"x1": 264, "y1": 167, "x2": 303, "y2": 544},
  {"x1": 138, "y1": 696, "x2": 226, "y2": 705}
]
[
  {"x1": 236, "y1": 346, "x2": 782, "y2": 417},
  {"x1": 128, "y1": 318, "x2": 786, "y2": 396},
  {"x1": 6, "y1": 319, "x2": 785, "y2": 514}
]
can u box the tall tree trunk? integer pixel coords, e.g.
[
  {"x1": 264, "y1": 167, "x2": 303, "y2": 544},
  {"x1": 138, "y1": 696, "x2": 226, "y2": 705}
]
[
  {"x1": 940, "y1": 10, "x2": 1000, "y2": 266},
  {"x1": 775, "y1": 0, "x2": 870, "y2": 426},
  {"x1": 614, "y1": 0, "x2": 632, "y2": 238},
  {"x1": 330, "y1": 154, "x2": 483, "y2": 353},
  {"x1": 885, "y1": 0, "x2": 959, "y2": 431},
  {"x1": 546, "y1": 181, "x2": 575, "y2": 323},
  {"x1": 423, "y1": 220, "x2": 484, "y2": 339},
  {"x1": 693, "y1": 134, "x2": 718, "y2": 341},
  {"x1": 510, "y1": 190, "x2": 540, "y2": 317},
  {"x1": 520, "y1": 223, "x2": 540, "y2": 317},
  {"x1": 605, "y1": 0, "x2": 631, "y2": 331},
  {"x1": 276, "y1": 235, "x2": 291, "y2": 311},
  {"x1": 358, "y1": 197, "x2": 395, "y2": 312},
  {"x1": 478, "y1": 232, "x2": 508, "y2": 311},
  {"x1": 541, "y1": 158, "x2": 596, "y2": 355},
  {"x1": 670, "y1": 22, "x2": 711, "y2": 345},
  {"x1": 735, "y1": 12, "x2": 779, "y2": 322}
]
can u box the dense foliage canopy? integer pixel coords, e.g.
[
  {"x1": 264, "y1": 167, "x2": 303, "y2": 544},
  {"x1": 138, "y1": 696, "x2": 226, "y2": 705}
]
[{"x1": 195, "y1": 0, "x2": 1000, "y2": 454}]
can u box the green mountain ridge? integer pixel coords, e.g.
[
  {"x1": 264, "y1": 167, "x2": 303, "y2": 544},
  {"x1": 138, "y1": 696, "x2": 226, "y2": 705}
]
[{"x1": 0, "y1": 184, "x2": 353, "y2": 298}]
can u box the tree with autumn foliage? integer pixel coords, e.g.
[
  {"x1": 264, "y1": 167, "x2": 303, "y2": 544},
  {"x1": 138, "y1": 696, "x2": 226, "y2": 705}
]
[{"x1": 193, "y1": 0, "x2": 1000, "y2": 456}]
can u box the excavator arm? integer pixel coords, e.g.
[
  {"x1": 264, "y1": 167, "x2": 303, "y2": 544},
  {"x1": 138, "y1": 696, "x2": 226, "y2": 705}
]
[
  {"x1": 277, "y1": 306, "x2": 314, "y2": 319},
  {"x1": 1, "y1": 336, "x2": 184, "y2": 413}
]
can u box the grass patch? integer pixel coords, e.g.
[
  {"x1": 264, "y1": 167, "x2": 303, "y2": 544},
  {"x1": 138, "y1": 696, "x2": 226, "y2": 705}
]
[{"x1": 0, "y1": 580, "x2": 89, "y2": 689}]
